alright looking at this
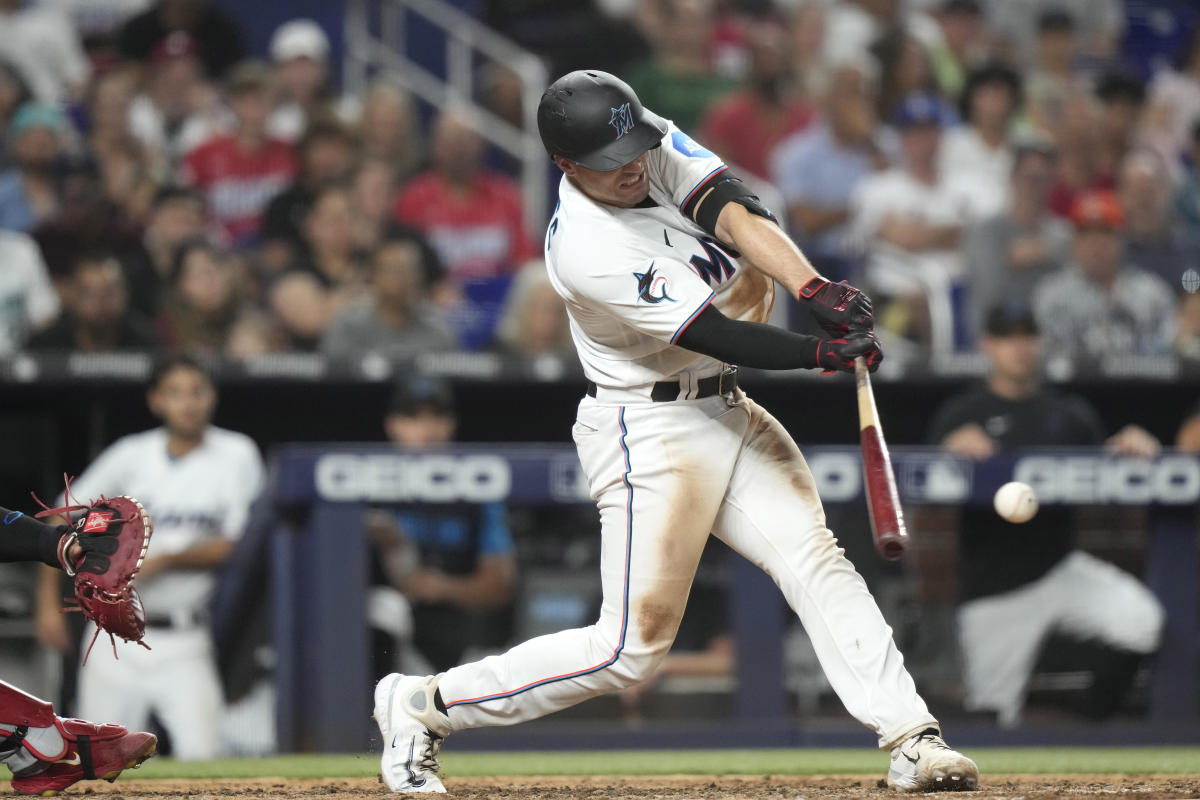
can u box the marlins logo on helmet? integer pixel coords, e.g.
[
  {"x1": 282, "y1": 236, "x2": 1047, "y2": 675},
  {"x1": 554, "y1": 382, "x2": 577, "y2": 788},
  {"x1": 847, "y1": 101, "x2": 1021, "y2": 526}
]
[{"x1": 609, "y1": 102, "x2": 634, "y2": 138}]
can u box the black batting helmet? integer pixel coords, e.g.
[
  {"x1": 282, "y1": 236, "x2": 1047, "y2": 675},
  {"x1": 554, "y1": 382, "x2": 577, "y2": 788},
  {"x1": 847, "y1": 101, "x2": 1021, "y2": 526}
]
[{"x1": 537, "y1": 70, "x2": 668, "y2": 171}]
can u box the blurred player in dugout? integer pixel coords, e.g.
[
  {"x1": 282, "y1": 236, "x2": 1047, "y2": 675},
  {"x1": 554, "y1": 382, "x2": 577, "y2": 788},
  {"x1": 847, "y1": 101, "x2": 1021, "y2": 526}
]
[
  {"x1": 365, "y1": 376, "x2": 517, "y2": 677},
  {"x1": 927, "y1": 303, "x2": 1165, "y2": 727},
  {"x1": 37, "y1": 355, "x2": 265, "y2": 759}
]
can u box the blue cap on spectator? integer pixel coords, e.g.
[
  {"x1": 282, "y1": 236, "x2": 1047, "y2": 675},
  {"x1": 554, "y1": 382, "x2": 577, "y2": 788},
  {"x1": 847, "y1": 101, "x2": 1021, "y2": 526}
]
[
  {"x1": 9, "y1": 103, "x2": 65, "y2": 138},
  {"x1": 892, "y1": 92, "x2": 953, "y2": 130}
]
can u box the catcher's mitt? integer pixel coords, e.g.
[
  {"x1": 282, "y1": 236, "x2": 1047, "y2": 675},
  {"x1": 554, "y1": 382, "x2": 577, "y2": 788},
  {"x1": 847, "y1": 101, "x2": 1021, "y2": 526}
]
[{"x1": 35, "y1": 481, "x2": 153, "y2": 663}]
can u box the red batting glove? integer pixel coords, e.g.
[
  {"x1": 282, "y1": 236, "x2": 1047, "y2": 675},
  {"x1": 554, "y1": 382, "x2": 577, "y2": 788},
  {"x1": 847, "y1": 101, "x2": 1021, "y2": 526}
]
[{"x1": 799, "y1": 277, "x2": 875, "y2": 338}]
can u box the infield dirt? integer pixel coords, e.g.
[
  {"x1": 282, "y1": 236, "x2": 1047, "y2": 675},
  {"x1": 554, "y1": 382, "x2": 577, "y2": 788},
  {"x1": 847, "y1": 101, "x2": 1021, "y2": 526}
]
[{"x1": 80, "y1": 774, "x2": 1200, "y2": 799}]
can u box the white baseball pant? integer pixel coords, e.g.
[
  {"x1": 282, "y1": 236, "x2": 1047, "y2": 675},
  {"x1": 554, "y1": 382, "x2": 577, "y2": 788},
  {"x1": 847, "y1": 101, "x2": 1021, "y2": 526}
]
[
  {"x1": 437, "y1": 391, "x2": 936, "y2": 747},
  {"x1": 957, "y1": 549, "x2": 1165, "y2": 726},
  {"x1": 77, "y1": 626, "x2": 225, "y2": 760}
]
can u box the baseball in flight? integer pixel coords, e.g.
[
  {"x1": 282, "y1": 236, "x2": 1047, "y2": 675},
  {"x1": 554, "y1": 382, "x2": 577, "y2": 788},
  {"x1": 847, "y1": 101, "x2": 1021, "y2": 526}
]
[{"x1": 994, "y1": 481, "x2": 1039, "y2": 523}]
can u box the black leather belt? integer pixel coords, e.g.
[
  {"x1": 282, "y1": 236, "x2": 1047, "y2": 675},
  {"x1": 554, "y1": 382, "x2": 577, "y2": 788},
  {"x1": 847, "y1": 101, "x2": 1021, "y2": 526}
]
[{"x1": 587, "y1": 367, "x2": 738, "y2": 402}]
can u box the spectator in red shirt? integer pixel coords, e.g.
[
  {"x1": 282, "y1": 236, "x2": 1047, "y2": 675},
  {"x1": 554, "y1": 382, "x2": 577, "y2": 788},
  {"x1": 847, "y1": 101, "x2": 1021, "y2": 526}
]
[
  {"x1": 182, "y1": 61, "x2": 296, "y2": 248},
  {"x1": 699, "y1": 19, "x2": 815, "y2": 180},
  {"x1": 392, "y1": 109, "x2": 535, "y2": 283}
]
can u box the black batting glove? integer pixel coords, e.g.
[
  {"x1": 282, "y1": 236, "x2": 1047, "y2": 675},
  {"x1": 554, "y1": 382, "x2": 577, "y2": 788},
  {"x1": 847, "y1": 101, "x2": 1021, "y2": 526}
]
[
  {"x1": 798, "y1": 277, "x2": 874, "y2": 338},
  {"x1": 815, "y1": 333, "x2": 883, "y2": 375}
]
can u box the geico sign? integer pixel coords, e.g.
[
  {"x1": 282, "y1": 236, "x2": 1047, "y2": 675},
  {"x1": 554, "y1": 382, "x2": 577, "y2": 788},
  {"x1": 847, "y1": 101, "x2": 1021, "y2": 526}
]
[
  {"x1": 315, "y1": 454, "x2": 512, "y2": 502},
  {"x1": 1014, "y1": 455, "x2": 1200, "y2": 504}
]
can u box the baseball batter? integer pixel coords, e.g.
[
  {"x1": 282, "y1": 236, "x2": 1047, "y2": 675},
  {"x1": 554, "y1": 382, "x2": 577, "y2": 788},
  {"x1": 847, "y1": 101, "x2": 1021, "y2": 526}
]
[{"x1": 374, "y1": 71, "x2": 978, "y2": 793}]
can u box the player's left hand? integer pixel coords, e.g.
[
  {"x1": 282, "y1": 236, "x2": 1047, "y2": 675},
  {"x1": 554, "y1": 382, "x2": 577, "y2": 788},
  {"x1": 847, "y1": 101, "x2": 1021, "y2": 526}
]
[
  {"x1": 799, "y1": 277, "x2": 874, "y2": 338},
  {"x1": 816, "y1": 334, "x2": 883, "y2": 374}
]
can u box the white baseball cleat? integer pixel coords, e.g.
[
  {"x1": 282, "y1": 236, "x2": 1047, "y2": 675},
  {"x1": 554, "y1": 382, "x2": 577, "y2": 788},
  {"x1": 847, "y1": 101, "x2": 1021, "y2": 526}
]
[
  {"x1": 887, "y1": 727, "x2": 979, "y2": 792},
  {"x1": 374, "y1": 673, "x2": 451, "y2": 794}
]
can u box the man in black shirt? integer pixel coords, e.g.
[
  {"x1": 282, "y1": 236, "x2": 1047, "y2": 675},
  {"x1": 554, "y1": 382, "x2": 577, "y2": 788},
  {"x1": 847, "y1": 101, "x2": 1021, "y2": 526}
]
[{"x1": 927, "y1": 302, "x2": 1164, "y2": 726}]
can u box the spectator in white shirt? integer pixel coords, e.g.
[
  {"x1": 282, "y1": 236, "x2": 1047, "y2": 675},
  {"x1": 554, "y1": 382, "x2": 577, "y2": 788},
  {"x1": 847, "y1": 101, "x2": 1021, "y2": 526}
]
[
  {"x1": 0, "y1": 0, "x2": 89, "y2": 105},
  {"x1": 850, "y1": 91, "x2": 971, "y2": 351},
  {"x1": 0, "y1": 228, "x2": 59, "y2": 354},
  {"x1": 940, "y1": 61, "x2": 1021, "y2": 219}
]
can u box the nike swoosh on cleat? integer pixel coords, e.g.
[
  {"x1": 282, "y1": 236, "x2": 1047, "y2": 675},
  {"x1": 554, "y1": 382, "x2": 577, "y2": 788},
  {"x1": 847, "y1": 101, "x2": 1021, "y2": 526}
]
[
  {"x1": 903, "y1": 753, "x2": 919, "y2": 765},
  {"x1": 55, "y1": 755, "x2": 82, "y2": 766}
]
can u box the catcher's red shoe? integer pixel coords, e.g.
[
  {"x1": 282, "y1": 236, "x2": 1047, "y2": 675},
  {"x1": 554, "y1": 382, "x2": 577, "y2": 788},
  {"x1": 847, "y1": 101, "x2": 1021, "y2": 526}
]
[{"x1": 10, "y1": 718, "x2": 156, "y2": 797}]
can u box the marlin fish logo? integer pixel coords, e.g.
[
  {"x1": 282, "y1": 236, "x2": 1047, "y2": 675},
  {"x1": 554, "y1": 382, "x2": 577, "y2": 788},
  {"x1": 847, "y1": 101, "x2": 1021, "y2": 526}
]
[
  {"x1": 610, "y1": 102, "x2": 634, "y2": 138},
  {"x1": 634, "y1": 263, "x2": 675, "y2": 304}
]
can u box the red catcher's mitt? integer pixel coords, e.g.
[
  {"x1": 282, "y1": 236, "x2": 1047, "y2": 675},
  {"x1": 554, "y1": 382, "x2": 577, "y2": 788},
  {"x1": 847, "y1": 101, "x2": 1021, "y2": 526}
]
[{"x1": 35, "y1": 485, "x2": 153, "y2": 663}]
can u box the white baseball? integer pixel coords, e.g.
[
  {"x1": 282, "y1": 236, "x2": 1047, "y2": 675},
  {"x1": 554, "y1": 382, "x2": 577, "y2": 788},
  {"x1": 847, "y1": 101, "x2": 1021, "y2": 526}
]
[{"x1": 993, "y1": 481, "x2": 1039, "y2": 524}]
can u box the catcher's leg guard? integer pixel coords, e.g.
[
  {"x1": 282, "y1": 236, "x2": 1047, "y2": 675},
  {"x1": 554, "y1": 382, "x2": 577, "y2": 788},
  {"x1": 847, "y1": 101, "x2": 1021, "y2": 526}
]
[
  {"x1": 0, "y1": 681, "x2": 67, "y2": 775},
  {"x1": 10, "y1": 719, "x2": 157, "y2": 796}
]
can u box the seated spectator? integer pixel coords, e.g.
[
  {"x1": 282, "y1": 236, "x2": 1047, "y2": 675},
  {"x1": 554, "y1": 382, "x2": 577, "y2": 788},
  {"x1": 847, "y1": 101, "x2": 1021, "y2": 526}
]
[
  {"x1": 1033, "y1": 190, "x2": 1177, "y2": 364},
  {"x1": 260, "y1": 115, "x2": 356, "y2": 259},
  {"x1": 1144, "y1": 26, "x2": 1200, "y2": 174},
  {"x1": 366, "y1": 376, "x2": 517, "y2": 674},
  {"x1": 488, "y1": 261, "x2": 572, "y2": 359},
  {"x1": 964, "y1": 140, "x2": 1070, "y2": 339},
  {"x1": 1019, "y1": 9, "x2": 1085, "y2": 137},
  {"x1": 940, "y1": 61, "x2": 1022, "y2": 219},
  {"x1": 920, "y1": 0, "x2": 986, "y2": 101},
  {"x1": 30, "y1": 159, "x2": 144, "y2": 284},
  {"x1": 353, "y1": 80, "x2": 422, "y2": 181},
  {"x1": 870, "y1": 26, "x2": 938, "y2": 124},
  {"x1": 348, "y1": 160, "x2": 450, "y2": 303},
  {"x1": 849, "y1": 91, "x2": 969, "y2": 351},
  {"x1": 1178, "y1": 121, "x2": 1200, "y2": 234},
  {"x1": 268, "y1": 182, "x2": 367, "y2": 350},
  {"x1": 625, "y1": 0, "x2": 736, "y2": 134},
  {"x1": 0, "y1": 228, "x2": 59, "y2": 355},
  {"x1": 182, "y1": 61, "x2": 296, "y2": 248},
  {"x1": 1119, "y1": 150, "x2": 1200, "y2": 295},
  {"x1": 26, "y1": 254, "x2": 158, "y2": 352},
  {"x1": 267, "y1": 19, "x2": 333, "y2": 143},
  {"x1": 394, "y1": 108, "x2": 535, "y2": 348},
  {"x1": 0, "y1": 0, "x2": 89, "y2": 105},
  {"x1": 0, "y1": 103, "x2": 67, "y2": 232},
  {"x1": 84, "y1": 67, "x2": 158, "y2": 220},
  {"x1": 348, "y1": 157, "x2": 398, "y2": 254},
  {"x1": 320, "y1": 236, "x2": 456, "y2": 363},
  {"x1": 698, "y1": 19, "x2": 814, "y2": 180},
  {"x1": 394, "y1": 109, "x2": 534, "y2": 282},
  {"x1": 1049, "y1": 73, "x2": 1144, "y2": 218},
  {"x1": 771, "y1": 58, "x2": 884, "y2": 285},
  {"x1": 120, "y1": 185, "x2": 207, "y2": 318},
  {"x1": 126, "y1": 32, "x2": 227, "y2": 169},
  {"x1": 118, "y1": 0, "x2": 246, "y2": 79},
  {"x1": 158, "y1": 238, "x2": 241, "y2": 354},
  {"x1": 928, "y1": 302, "x2": 1164, "y2": 727}
]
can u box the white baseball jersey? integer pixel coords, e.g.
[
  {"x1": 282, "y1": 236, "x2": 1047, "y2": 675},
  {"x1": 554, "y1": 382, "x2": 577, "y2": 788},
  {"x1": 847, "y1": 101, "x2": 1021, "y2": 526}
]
[
  {"x1": 63, "y1": 426, "x2": 265, "y2": 615},
  {"x1": 545, "y1": 121, "x2": 773, "y2": 393},
  {"x1": 434, "y1": 118, "x2": 938, "y2": 755}
]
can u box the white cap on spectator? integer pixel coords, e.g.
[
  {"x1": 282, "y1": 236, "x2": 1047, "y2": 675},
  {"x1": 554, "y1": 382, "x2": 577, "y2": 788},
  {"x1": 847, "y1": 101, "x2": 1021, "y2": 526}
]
[{"x1": 270, "y1": 19, "x2": 330, "y2": 62}]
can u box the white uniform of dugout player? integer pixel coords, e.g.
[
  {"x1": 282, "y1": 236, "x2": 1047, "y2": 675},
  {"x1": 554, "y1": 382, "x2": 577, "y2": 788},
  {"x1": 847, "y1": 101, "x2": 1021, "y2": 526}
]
[
  {"x1": 37, "y1": 356, "x2": 264, "y2": 761},
  {"x1": 374, "y1": 71, "x2": 979, "y2": 793}
]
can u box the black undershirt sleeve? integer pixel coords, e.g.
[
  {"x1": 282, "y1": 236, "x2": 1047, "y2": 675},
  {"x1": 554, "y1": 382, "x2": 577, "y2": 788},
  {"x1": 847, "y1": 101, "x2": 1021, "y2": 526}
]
[
  {"x1": 675, "y1": 304, "x2": 823, "y2": 370},
  {"x1": 0, "y1": 507, "x2": 66, "y2": 569}
]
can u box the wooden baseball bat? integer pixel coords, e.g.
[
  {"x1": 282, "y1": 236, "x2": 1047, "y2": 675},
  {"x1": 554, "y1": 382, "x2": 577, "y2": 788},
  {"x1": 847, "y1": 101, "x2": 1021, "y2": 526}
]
[{"x1": 855, "y1": 356, "x2": 908, "y2": 560}]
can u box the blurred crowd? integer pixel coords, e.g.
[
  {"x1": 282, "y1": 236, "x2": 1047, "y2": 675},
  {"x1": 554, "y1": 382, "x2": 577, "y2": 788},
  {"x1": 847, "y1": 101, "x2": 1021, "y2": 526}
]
[{"x1": 1, "y1": 0, "x2": 1200, "y2": 371}]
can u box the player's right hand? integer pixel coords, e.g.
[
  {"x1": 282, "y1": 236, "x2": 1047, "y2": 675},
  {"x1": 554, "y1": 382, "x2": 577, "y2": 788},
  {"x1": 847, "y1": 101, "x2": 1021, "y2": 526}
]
[
  {"x1": 798, "y1": 277, "x2": 874, "y2": 338},
  {"x1": 816, "y1": 334, "x2": 882, "y2": 374}
]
